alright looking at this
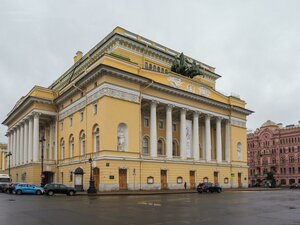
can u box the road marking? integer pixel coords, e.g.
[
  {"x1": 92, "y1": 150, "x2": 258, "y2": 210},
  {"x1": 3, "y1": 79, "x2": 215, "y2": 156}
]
[{"x1": 137, "y1": 201, "x2": 161, "y2": 207}]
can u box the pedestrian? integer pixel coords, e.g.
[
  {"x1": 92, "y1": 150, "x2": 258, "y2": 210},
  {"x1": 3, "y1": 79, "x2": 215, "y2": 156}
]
[{"x1": 184, "y1": 182, "x2": 187, "y2": 190}]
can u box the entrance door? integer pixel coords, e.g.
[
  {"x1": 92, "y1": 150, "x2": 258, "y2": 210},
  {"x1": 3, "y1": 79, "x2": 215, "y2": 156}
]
[
  {"x1": 119, "y1": 169, "x2": 127, "y2": 190},
  {"x1": 238, "y1": 173, "x2": 242, "y2": 188},
  {"x1": 214, "y1": 172, "x2": 219, "y2": 185},
  {"x1": 93, "y1": 167, "x2": 100, "y2": 191},
  {"x1": 161, "y1": 170, "x2": 168, "y2": 190},
  {"x1": 74, "y1": 167, "x2": 84, "y2": 191},
  {"x1": 190, "y1": 171, "x2": 196, "y2": 189},
  {"x1": 43, "y1": 171, "x2": 54, "y2": 186}
]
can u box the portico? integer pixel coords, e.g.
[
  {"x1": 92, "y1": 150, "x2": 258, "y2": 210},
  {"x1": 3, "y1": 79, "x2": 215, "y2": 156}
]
[{"x1": 141, "y1": 99, "x2": 230, "y2": 164}]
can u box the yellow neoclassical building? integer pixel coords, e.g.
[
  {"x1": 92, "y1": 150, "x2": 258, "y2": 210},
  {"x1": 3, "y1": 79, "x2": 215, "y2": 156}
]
[{"x1": 2, "y1": 27, "x2": 252, "y2": 191}]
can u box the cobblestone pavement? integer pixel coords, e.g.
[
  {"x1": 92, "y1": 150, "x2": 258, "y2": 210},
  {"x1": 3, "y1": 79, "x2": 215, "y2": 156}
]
[{"x1": 0, "y1": 189, "x2": 300, "y2": 225}]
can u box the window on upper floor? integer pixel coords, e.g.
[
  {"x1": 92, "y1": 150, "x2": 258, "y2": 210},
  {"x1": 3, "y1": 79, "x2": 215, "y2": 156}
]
[
  {"x1": 80, "y1": 111, "x2": 84, "y2": 122},
  {"x1": 93, "y1": 104, "x2": 98, "y2": 115},
  {"x1": 172, "y1": 123, "x2": 177, "y2": 132},
  {"x1": 144, "y1": 117, "x2": 149, "y2": 128},
  {"x1": 142, "y1": 136, "x2": 149, "y2": 155},
  {"x1": 69, "y1": 117, "x2": 73, "y2": 127},
  {"x1": 158, "y1": 120, "x2": 164, "y2": 129}
]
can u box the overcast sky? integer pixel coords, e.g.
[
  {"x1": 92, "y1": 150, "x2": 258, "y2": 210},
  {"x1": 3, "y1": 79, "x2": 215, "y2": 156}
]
[{"x1": 1, "y1": 0, "x2": 300, "y2": 143}]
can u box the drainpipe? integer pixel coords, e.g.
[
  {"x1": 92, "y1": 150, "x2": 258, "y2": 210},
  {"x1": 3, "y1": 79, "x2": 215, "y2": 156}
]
[{"x1": 138, "y1": 79, "x2": 154, "y2": 190}]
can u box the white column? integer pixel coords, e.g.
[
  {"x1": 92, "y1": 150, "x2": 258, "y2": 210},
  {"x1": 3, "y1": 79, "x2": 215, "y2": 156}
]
[
  {"x1": 216, "y1": 117, "x2": 222, "y2": 163},
  {"x1": 49, "y1": 123, "x2": 53, "y2": 160},
  {"x1": 6, "y1": 132, "x2": 11, "y2": 169},
  {"x1": 16, "y1": 125, "x2": 20, "y2": 165},
  {"x1": 166, "y1": 105, "x2": 173, "y2": 158},
  {"x1": 205, "y1": 115, "x2": 211, "y2": 161},
  {"x1": 150, "y1": 101, "x2": 157, "y2": 157},
  {"x1": 20, "y1": 123, "x2": 24, "y2": 165},
  {"x1": 1, "y1": 152, "x2": 4, "y2": 171},
  {"x1": 180, "y1": 108, "x2": 187, "y2": 159},
  {"x1": 33, "y1": 113, "x2": 40, "y2": 162},
  {"x1": 54, "y1": 118, "x2": 58, "y2": 161},
  {"x1": 28, "y1": 116, "x2": 33, "y2": 162},
  {"x1": 193, "y1": 112, "x2": 200, "y2": 160},
  {"x1": 225, "y1": 119, "x2": 231, "y2": 162},
  {"x1": 12, "y1": 130, "x2": 16, "y2": 166},
  {"x1": 24, "y1": 119, "x2": 28, "y2": 164},
  {"x1": 201, "y1": 125, "x2": 205, "y2": 159}
]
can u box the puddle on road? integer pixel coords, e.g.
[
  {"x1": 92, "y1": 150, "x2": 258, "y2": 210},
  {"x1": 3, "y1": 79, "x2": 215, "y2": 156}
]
[{"x1": 8, "y1": 199, "x2": 16, "y2": 201}]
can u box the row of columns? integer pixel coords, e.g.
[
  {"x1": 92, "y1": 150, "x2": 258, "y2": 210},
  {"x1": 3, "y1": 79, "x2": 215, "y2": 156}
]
[
  {"x1": 6, "y1": 113, "x2": 58, "y2": 168},
  {"x1": 149, "y1": 101, "x2": 231, "y2": 162}
]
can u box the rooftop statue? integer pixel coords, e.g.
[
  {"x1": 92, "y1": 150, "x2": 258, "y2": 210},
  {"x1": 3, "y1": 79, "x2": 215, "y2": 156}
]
[{"x1": 171, "y1": 53, "x2": 202, "y2": 78}]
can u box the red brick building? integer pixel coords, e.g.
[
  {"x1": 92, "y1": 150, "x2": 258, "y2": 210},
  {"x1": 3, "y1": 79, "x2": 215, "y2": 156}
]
[{"x1": 247, "y1": 120, "x2": 300, "y2": 187}]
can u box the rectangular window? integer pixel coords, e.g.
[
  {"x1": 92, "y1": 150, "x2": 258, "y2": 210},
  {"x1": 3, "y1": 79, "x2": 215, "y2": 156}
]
[
  {"x1": 158, "y1": 120, "x2": 164, "y2": 129},
  {"x1": 80, "y1": 111, "x2": 84, "y2": 122},
  {"x1": 95, "y1": 136, "x2": 100, "y2": 152},
  {"x1": 144, "y1": 117, "x2": 149, "y2": 128},
  {"x1": 172, "y1": 123, "x2": 177, "y2": 132},
  {"x1": 93, "y1": 104, "x2": 98, "y2": 115},
  {"x1": 69, "y1": 117, "x2": 73, "y2": 127},
  {"x1": 60, "y1": 121, "x2": 64, "y2": 131}
]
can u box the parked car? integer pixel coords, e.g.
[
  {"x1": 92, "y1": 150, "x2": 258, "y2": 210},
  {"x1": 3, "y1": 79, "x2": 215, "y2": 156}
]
[
  {"x1": 290, "y1": 183, "x2": 300, "y2": 189},
  {"x1": 13, "y1": 184, "x2": 44, "y2": 195},
  {"x1": 44, "y1": 183, "x2": 76, "y2": 196},
  {"x1": 197, "y1": 182, "x2": 222, "y2": 193}
]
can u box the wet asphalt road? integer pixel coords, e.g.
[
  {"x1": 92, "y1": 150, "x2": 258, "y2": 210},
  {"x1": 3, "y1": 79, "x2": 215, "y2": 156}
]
[{"x1": 1, "y1": 190, "x2": 300, "y2": 225}]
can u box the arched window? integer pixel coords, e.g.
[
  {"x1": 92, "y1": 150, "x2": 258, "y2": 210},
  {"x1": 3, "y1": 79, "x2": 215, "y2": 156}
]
[
  {"x1": 237, "y1": 142, "x2": 242, "y2": 161},
  {"x1": 80, "y1": 130, "x2": 86, "y2": 155},
  {"x1": 153, "y1": 65, "x2": 156, "y2": 71},
  {"x1": 69, "y1": 135, "x2": 74, "y2": 158},
  {"x1": 149, "y1": 64, "x2": 152, "y2": 70},
  {"x1": 117, "y1": 123, "x2": 128, "y2": 151},
  {"x1": 157, "y1": 139, "x2": 165, "y2": 156},
  {"x1": 60, "y1": 138, "x2": 65, "y2": 160},
  {"x1": 145, "y1": 62, "x2": 148, "y2": 69},
  {"x1": 157, "y1": 66, "x2": 160, "y2": 72},
  {"x1": 142, "y1": 136, "x2": 149, "y2": 154},
  {"x1": 93, "y1": 125, "x2": 100, "y2": 152},
  {"x1": 172, "y1": 140, "x2": 179, "y2": 157}
]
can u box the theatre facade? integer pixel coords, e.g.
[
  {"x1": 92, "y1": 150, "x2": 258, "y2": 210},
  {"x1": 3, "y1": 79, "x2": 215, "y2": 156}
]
[{"x1": 2, "y1": 27, "x2": 252, "y2": 191}]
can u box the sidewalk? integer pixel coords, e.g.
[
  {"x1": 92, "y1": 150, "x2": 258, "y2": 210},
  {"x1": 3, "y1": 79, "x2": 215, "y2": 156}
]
[{"x1": 76, "y1": 187, "x2": 284, "y2": 196}]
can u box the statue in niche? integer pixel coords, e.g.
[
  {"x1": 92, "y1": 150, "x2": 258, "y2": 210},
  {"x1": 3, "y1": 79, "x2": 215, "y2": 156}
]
[{"x1": 117, "y1": 126, "x2": 126, "y2": 151}]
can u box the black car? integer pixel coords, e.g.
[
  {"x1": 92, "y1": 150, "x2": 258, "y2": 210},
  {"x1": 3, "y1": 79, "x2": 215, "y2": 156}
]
[
  {"x1": 5, "y1": 183, "x2": 19, "y2": 194},
  {"x1": 44, "y1": 183, "x2": 76, "y2": 196},
  {"x1": 290, "y1": 183, "x2": 300, "y2": 189},
  {"x1": 197, "y1": 182, "x2": 222, "y2": 193}
]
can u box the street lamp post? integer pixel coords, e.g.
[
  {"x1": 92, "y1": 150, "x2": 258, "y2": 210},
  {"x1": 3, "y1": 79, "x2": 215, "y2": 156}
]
[
  {"x1": 40, "y1": 136, "x2": 46, "y2": 187},
  {"x1": 87, "y1": 157, "x2": 96, "y2": 194},
  {"x1": 5, "y1": 152, "x2": 12, "y2": 179}
]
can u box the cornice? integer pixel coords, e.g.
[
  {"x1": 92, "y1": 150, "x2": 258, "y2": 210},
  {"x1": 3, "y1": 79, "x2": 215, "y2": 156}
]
[{"x1": 2, "y1": 97, "x2": 54, "y2": 126}]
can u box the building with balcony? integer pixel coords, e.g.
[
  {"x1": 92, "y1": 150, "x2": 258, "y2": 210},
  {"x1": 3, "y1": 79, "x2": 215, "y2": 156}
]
[
  {"x1": 248, "y1": 120, "x2": 300, "y2": 187},
  {"x1": 2, "y1": 27, "x2": 252, "y2": 191}
]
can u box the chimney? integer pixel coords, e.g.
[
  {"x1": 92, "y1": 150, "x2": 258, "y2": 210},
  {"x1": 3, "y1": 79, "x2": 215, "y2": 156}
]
[{"x1": 73, "y1": 51, "x2": 83, "y2": 64}]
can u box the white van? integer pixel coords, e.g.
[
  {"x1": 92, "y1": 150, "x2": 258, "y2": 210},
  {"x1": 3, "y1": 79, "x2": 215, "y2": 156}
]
[{"x1": 0, "y1": 174, "x2": 11, "y2": 192}]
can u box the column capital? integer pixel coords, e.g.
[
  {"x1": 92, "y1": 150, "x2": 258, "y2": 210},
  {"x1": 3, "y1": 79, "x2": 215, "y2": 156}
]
[
  {"x1": 205, "y1": 113, "x2": 212, "y2": 119},
  {"x1": 166, "y1": 104, "x2": 175, "y2": 109},
  {"x1": 180, "y1": 108, "x2": 187, "y2": 113},
  {"x1": 193, "y1": 111, "x2": 201, "y2": 116},
  {"x1": 32, "y1": 112, "x2": 41, "y2": 118}
]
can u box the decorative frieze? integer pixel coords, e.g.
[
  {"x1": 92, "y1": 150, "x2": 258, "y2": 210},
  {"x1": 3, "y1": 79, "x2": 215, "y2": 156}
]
[
  {"x1": 231, "y1": 118, "x2": 247, "y2": 128},
  {"x1": 59, "y1": 83, "x2": 140, "y2": 120}
]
